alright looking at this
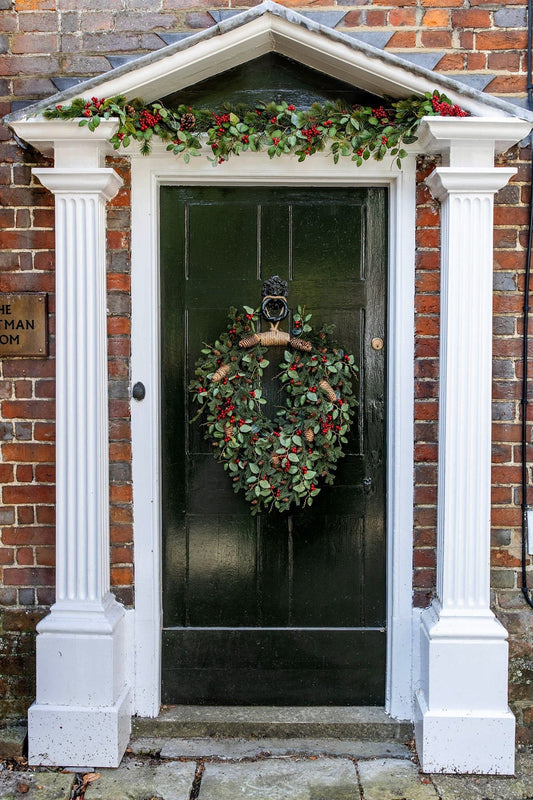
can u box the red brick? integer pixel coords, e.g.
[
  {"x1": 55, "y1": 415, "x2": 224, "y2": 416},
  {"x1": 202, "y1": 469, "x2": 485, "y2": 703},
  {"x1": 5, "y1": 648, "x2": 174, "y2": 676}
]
[
  {"x1": 2, "y1": 527, "x2": 54, "y2": 546},
  {"x1": 365, "y1": 9, "x2": 387, "y2": 24},
  {"x1": 34, "y1": 422, "x2": 55, "y2": 441},
  {"x1": 415, "y1": 317, "x2": 439, "y2": 337},
  {"x1": 3, "y1": 485, "x2": 55, "y2": 504},
  {"x1": 16, "y1": 548, "x2": 34, "y2": 566},
  {"x1": 106, "y1": 230, "x2": 130, "y2": 249},
  {"x1": 2, "y1": 567, "x2": 54, "y2": 586},
  {"x1": 0, "y1": 464, "x2": 14, "y2": 483},
  {"x1": 35, "y1": 547, "x2": 55, "y2": 566},
  {"x1": 1, "y1": 400, "x2": 55, "y2": 420},
  {"x1": 467, "y1": 53, "x2": 487, "y2": 69},
  {"x1": 110, "y1": 506, "x2": 133, "y2": 524},
  {"x1": 386, "y1": 31, "x2": 417, "y2": 46},
  {"x1": 109, "y1": 443, "x2": 131, "y2": 461},
  {"x1": 492, "y1": 486, "x2": 514, "y2": 504},
  {"x1": 11, "y1": 32, "x2": 58, "y2": 53},
  {"x1": 107, "y1": 317, "x2": 131, "y2": 335},
  {"x1": 421, "y1": 29, "x2": 453, "y2": 47},
  {"x1": 15, "y1": 0, "x2": 57, "y2": 9},
  {"x1": 17, "y1": 506, "x2": 34, "y2": 524},
  {"x1": 110, "y1": 525, "x2": 133, "y2": 544},
  {"x1": 2, "y1": 442, "x2": 55, "y2": 463},
  {"x1": 107, "y1": 274, "x2": 131, "y2": 292},
  {"x1": 435, "y1": 53, "x2": 465, "y2": 70},
  {"x1": 110, "y1": 566, "x2": 133, "y2": 585},
  {"x1": 110, "y1": 484, "x2": 133, "y2": 503},
  {"x1": 16, "y1": 465, "x2": 34, "y2": 482},
  {"x1": 389, "y1": 7, "x2": 416, "y2": 24},
  {"x1": 35, "y1": 464, "x2": 55, "y2": 482},
  {"x1": 452, "y1": 8, "x2": 491, "y2": 25},
  {"x1": 476, "y1": 30, "x2": 528, "y2": 49},
  {"x1": 422, "y1": 9, "x2": 449, "y2": 25},
  {"x1": 489, "y1": 52, "x2": 521, "y2": 70},
  {"x1": 486, "y1": 75, "x2": 528, "y2": 93},
  {"x1": 413, "y1": 549, "x2": 436, "y2": 568},
  {"x1": 0, "y1": 229, "x2": 55, "y2": 250},
  {"x1": 414, "y1": 486, "x2": 437, "y2": 504},
  {"x1": 36, "y1": 506, "x2": 55, "y2": 524},
  {"x1": 0, "y1": 548, "x2": 15, "y2": 565},
  {"x1": 110, "y1": 546, "x2": 133, "y2": 564}
]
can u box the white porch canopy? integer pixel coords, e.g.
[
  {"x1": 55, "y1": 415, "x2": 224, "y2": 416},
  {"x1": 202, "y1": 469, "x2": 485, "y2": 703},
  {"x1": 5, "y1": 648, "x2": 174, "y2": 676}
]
[{"x1": 5, "y1": 1, "x2": 533, "y2": 773}]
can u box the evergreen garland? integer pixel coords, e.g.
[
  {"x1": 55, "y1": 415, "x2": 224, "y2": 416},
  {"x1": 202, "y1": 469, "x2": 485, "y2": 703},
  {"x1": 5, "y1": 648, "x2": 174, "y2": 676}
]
[{"x1": 44, "y1": 90, "x2": 466, "y2": 167}]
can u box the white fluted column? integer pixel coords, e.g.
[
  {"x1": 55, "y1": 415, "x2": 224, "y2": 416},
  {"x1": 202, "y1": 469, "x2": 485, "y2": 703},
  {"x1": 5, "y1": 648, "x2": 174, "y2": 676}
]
[
  {"x1": 14, "y1": 125, "x2": 131, "y2": 768},
  {"x1": 414, "y1": 118, "x2": 527, "y2": 774}
]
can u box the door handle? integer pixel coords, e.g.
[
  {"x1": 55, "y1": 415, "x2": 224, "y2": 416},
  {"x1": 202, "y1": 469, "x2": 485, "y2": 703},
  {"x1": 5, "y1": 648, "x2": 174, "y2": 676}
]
[
  {"x1": 132, "y1": 381, "x2": 146, "y2": 401},
  {"x1": 363, "y1": 477, "x2": 372, "y2": 494}
]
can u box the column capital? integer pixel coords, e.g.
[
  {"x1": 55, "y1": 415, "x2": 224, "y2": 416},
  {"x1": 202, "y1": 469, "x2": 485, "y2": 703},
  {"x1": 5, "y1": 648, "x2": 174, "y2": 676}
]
[
  {"x1": 33, "y1": 167, "x2": 123, "y2": 200},
  {"x1": 10, "y1": 118, "x2": 119, "y2": 168},
  {"x1": 425, "y1": 167, "x2": 516, "y2": 201},
  {"x1": 417, "y1": 116, "x2": 531, "y2": 167}
]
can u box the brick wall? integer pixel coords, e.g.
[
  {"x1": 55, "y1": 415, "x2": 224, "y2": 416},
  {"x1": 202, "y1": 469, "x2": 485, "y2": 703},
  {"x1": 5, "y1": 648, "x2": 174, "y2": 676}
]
[{"x1": 1, "y1": 0, "x2": 533, "y2": 729}]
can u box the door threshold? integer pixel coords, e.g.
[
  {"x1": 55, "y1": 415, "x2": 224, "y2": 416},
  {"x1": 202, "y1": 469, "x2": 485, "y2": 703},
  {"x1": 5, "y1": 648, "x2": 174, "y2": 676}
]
[{"x1": 132, "y1": 706, "x2": 412, "y2": 740}]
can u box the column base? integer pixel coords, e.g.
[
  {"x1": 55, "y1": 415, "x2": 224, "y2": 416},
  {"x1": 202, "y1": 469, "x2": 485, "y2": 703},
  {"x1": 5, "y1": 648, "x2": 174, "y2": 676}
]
[
  {"x1": 29, "y1": 594, "x2": 132, "y2": 767},
  {"x1": 415, "y1": 690, "x2": 515, "y2": 774},
  {"x1": 28, "y1": 685, "x2": 131, "y2": 768},
  {"x1": 415, "y1": 601, "x2": 515, "y2": 774}
]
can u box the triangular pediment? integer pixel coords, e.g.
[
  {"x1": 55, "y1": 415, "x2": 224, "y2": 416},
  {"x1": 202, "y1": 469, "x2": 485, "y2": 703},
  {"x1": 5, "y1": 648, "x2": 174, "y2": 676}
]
[{"x1": 5, "y1": 0, "x2": 533, "y2": 124}]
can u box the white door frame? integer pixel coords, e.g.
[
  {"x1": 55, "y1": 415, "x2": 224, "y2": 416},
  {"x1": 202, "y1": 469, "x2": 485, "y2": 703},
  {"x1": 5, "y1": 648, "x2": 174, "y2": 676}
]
[{"x1": 130, "y1": 144, "x2": 417, "y2": 720}]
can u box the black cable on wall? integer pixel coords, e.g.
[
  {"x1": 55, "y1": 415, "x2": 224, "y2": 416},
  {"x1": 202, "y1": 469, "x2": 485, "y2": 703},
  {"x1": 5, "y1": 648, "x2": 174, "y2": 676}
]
[{"x1": 520, "y1": 0, "x2": 533, "y2": 608}]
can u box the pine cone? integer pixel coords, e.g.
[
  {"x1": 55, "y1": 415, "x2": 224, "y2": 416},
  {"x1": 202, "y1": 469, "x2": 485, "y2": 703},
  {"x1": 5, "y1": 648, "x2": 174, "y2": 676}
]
[
  {"x1": 290, "y1": 337, "x2": 312, "y2": 352},
  {"x1": 180, "y1": 112, "x2": 196, "y2": 130},
  {"x1": 212, "y1": 363, "x2": 230, "y2": 382},
  {"x1": 304, "y1": 428, "x2": 315, "y2": 443},
  {"x1": 319, "y1": 379, "x2": 337, "y2": 403},
  {"x1": 239, "y1": 333, "x2": 261, "y2": 349}
]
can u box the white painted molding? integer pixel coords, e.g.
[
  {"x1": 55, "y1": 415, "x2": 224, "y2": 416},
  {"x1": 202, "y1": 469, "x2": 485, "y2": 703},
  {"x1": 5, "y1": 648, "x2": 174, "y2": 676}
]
[
  {"x1": 28, "y1": 163, "x2": 131, "y2": 768},
  {"x1": 415, "y1": 158, "x2": 516, "y2": 774},
  {"x1": 418, "y1": 117, "x2": 532, "y2": 165},
  {"x1": 10, "y1": 119, "x2": 118, "y2": 163},
  {"x1": 426, "y1": 167, "x2": 518, "y2": 198},
  {"x1": 130, "y1": 148, "x2": 416, "y2": 722}
]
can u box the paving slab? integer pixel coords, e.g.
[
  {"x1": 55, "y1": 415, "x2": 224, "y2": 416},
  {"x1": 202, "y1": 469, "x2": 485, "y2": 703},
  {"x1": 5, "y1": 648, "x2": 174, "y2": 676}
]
[
  {"x1": 129, "y1": 736, "x2": 410, "y2": 760},
  {"x1": 83, "y1": 760, "x2": 196, "y2": 800},
  {"x1": 198, "y1": 757, "x2": 360, "y2": 800},
  {"x1": 358, "y1": 758, "x2": 438, "y2": 800},
  {"x1": 0, "y1": 769, "x2": 72, "y2": 800},
  {"x1": 430, "y1": 751, "x2": 533, "y2": 800},
  {"x1": 0, "y1": 727, "x2": 27, "y2": 759}
]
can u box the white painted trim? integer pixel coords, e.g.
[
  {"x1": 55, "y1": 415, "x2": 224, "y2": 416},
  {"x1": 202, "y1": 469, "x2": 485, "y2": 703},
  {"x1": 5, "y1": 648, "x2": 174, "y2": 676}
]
[
  {"x1": 28, "y1": 161, "x2": 131, "y2": 768},
  {"x1": 415, "y1": 141, "x2": 518, "y2": 774},
  {"x1": 130, "y1": 148, "x2": 416, "y2": 721}
]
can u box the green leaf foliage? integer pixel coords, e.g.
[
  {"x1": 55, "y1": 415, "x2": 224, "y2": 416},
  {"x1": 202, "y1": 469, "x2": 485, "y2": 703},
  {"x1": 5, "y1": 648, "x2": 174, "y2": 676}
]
[{"x1": 44, "y1": 90, "x2": 467, "y2": 167}]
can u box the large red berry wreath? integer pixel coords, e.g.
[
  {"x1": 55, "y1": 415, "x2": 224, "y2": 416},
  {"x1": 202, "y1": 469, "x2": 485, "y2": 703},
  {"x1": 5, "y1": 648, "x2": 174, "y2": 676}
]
[{"x1": 189, "y1": 305, "x2": 358, "y2": 514}]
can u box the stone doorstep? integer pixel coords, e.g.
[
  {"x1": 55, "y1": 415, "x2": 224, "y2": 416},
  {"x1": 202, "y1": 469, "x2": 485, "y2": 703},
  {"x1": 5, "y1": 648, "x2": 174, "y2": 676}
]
[
  {"x1": 131, "y1": 706, "x2": 413, "y2": 741},
  {"x1": 129, "y1": 736, "x2": 413, "y2": 760}
]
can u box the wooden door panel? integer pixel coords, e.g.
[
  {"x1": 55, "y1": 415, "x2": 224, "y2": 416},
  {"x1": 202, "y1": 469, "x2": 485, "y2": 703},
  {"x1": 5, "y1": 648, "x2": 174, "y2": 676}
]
[
  {"x1": 161, "y1": 185, "x2": 387, "y2": 703},
  {"x1": 162, "y1": 628, "x2": 386, "y2": 705}
]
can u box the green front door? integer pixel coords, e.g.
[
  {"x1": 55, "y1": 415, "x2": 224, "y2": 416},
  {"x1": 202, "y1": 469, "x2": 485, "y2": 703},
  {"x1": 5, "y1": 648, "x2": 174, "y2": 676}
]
[{"x1": 160, "y1": 185, "x2": 387, "y2": 705}]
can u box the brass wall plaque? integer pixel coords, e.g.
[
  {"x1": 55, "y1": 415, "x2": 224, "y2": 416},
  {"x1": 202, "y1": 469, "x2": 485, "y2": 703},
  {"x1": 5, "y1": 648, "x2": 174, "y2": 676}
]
[{"x1": 0, "y1": 294, "x2": 48, "y2": 357}]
